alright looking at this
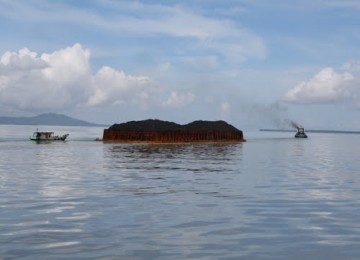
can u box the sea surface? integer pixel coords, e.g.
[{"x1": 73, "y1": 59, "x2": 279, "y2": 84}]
[{"x1": 1, "y1": 125, "x2": 360, "y2": 259}]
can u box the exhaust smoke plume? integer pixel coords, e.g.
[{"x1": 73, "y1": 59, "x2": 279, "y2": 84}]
[
  {"x1": 290, "y1": 120, "x2": 300, "y2": 129},
  {"x1": 275, "y1": 118, "x2": 302, "y2": 130},
  {"x1": 283, "y1": 119, "x2": 301, "y2": 129},
  {"x1": 241, "y1": 102, "x2": 302, "y2": 129}
]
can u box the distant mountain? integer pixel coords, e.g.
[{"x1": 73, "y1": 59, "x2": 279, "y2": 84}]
[{"x1": 0, "y1": 113, "x2": 106, "y2": 127}]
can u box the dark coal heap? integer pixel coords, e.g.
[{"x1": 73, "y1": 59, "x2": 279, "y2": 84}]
[
  {"x1": 109, "y1": 119, "x2": 240, "y2": 132},
  {"x1": 104, "y1": 119, "x2": 245, "y2": 142},
  {"x1": 183, "y1": 120, "x2": 240, "y2": 132}
]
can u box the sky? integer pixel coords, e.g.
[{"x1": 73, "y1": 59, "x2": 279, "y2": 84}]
[{"x1": 0, "y1": 0, "x2": 360, "y2": 130}]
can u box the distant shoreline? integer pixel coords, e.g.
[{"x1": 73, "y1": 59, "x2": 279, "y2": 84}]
[
  {"x1": 0, "y1": 123, "x2": 108, "y2": 127},
  {"x1": 260, "y1": 129, "x2": 360, "y2": 134}
]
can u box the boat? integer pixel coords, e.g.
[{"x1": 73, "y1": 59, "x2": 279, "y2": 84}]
[
  {"x1": 30, "y1": 130, "x2": 69, "y2": 141},
  {"x1": 295, "y1": 127, "x2": 307, "y2": 138}
]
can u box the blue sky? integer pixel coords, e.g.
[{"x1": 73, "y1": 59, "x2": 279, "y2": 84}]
[{"x1": 0, "y1": 0, "x2": 359, "y2": 130}]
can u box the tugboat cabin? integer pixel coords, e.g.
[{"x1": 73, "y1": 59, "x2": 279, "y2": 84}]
[
  {"x1": 30, "y1": 130, "x2": 69, "y2": 141},
  {"x1": 295, "y1": 127, "x2": 308, "y2": 138}
]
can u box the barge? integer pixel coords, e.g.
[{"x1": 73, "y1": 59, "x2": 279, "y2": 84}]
[{"x1": 102, "y1": 119, "x2": 245, "y2": 143}]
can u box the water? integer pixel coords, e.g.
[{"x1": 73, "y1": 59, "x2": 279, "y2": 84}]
[{"x1": 1, "y1": 125, "x2": 360, "y2": 259}]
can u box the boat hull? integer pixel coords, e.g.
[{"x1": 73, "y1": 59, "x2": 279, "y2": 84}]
[{"x1": 30, "y1": 133, "x2": 69, "y2": 141}]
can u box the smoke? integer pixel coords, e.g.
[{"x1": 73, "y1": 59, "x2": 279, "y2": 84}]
[
  {"x1": 274, "y1": 118, "x2": 302, "y2": 129},
  {"x1": 290, "y1": 120, "x2": 300, "y2": 129},
  {"x1": 240, "y1": 102, "x2": 302, "y2": 129},
  {"x1": 284, "y1": 119, "x2": 301, "y2": 129}
]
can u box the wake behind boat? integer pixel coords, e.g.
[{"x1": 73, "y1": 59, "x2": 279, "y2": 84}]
[{"x1": 30, "y1": 130, "x2": 69, "y2": 141}]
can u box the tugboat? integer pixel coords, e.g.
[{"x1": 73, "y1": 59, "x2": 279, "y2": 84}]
[
  {"x1": 30, "y1": 130, "x2": 69, "y2": 141},
  {"x1": 295, "y1": 127, "x2": 307, "y2": 138}
]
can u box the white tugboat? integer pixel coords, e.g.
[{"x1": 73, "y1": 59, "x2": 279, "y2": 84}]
[{"x1": 30, "y1": 130, "x2": 69, "y2": 141}]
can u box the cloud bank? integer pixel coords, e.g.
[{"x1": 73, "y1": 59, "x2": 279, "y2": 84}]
[
  {"x1": 283, "y1": 67, "x2": 355, "y2": 104},
  {"x1": 0, "y1": 44, "x2": 156, "y2": 111},
  {"x1": 163, "y1": 91, "x2": 195, "y2": 108},
  {"x1": 0, "y1": 1, "x2": 266, "y2": 65}
]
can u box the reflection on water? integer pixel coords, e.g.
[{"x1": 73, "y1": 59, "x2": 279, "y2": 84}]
[
  {"x1": 1, "y1": 130, "x2": 360, "y2": 259},
  {"x1": 104, "y1": 143, "x2": 241, "y2": 171},
  {"x1": 105, "y1": 142, "x2": 241, "y2": 159},
  {"x1": 101, "y1": 143, "x2": 243, "y2": 199}
]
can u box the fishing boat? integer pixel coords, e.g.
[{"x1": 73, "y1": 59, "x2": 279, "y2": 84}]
[
  {"x1": 30, "y1": 130, "x2": 69, "y2": 141},
  {"x1": 295, "y1": 127, "x2": 307, "y2": 138}
]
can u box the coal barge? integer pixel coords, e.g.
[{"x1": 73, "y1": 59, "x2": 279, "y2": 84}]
[{"x1": 102, "y1": 119, "x2": 245, "y2": 143}]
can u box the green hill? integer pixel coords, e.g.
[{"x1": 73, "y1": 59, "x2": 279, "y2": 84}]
[{"x1": 0, "y1": 113, "x2": 105, "y2": 126}]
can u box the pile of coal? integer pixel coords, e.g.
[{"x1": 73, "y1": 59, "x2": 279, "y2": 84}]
[
  {"x1": 103, "y1": 119, "x2": 245, "y2": 142},
  {"x1": 109, "y1": 119, "x2": 181, "y2": 132}
]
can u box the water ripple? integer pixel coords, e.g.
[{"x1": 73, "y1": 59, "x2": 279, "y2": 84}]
[{"x1": 1, "y1": 131, "x2": 360, "y2": 259}]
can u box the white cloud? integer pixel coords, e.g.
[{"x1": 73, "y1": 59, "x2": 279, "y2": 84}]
[
  {"x1": 180, "y1": 56, "x2": 218, "y2": 70},
  {"x1": 41, "y1": 43, "x2": 90, "y2": 85},
  {"x1": 0, "y1": 48, "x2": 47, "y2": 71},
  {"x1": 88, "y1": 66, "x2": 150, "y2": 106},
  {"x1": 163, "y1": 91, "x2": 195, "y2": 108},
  {"x1": 283, "y1": 67, "x2": 355, "y2": 104},
  {"x1": 0, "y1": 44, "x2": 153, "y2": 111},
  {"x1": 342, "y1": 60, "x2": 360, "y2": 71},
  {"x1": 156, "y1": 62, "x2": 171, "y2": 73},
  {"x1": 220, "y1": 102, "x2": 231, "y2": 120},
  {"x1": 0, "y1": 1, "x2": 266, "y2": 64}
]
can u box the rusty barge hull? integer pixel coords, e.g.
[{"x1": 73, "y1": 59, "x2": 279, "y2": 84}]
[
  {"x1": 102, "y1": 119, "x2": 245, "y2": 143},
  {"x1": 103, "y1": 130, "x2": 244, "y2": 143}
]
